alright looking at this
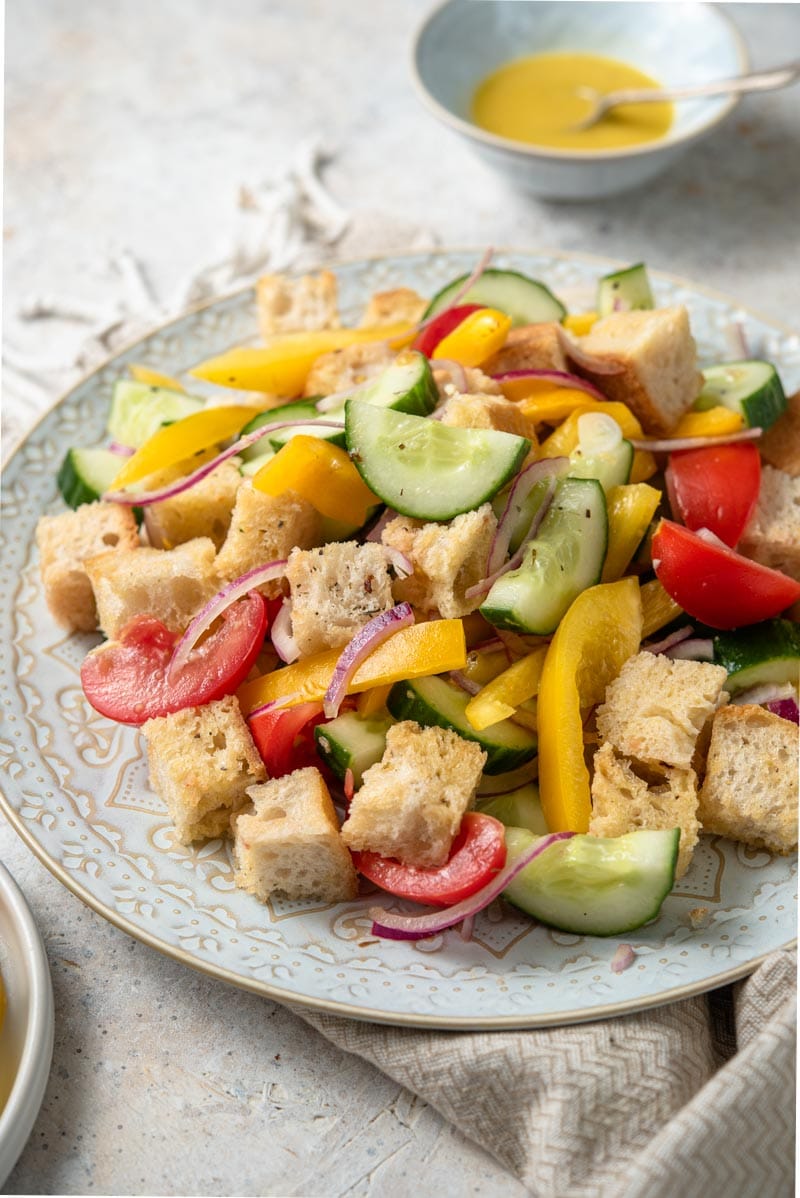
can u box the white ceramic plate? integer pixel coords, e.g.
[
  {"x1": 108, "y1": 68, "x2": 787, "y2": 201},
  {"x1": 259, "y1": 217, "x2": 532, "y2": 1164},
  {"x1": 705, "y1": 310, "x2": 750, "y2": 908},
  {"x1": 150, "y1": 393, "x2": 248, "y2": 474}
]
[
  {"x1": 1, "y1": 250, "x2": 797, "y2": 1029},
  {"x1": 0, "y1": 863, "x2": 54, "y2": 1186}
]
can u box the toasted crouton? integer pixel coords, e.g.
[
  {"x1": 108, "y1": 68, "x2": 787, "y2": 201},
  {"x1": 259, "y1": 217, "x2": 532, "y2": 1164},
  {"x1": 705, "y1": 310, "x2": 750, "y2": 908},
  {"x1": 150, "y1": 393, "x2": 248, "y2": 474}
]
[
  {"x1": 215, "y1": 484, "x2": 321, "y2": 594},
  {"x1": 86, "y1": 537, "x2": 219, "y2": 638},
  {"x1": 738, "y1": 465, "x2": 800, "y2": 582},
  {"x1": 433, "y1": 364, "x2": 503, "y2": 399},
  {"x1": 483, "y1": 323, "x2": 568, "y2": 375},
  {"x1": 698, "y1": 705, "x2": 798, "y2": 855},
  {"x1": 144, "y1": 459, "x2": 242, "y2": 551},
  {"x1": 440, "y1": 393, "x2": 539, "y2": 442},
  {"x1": 359, "y1": 287, "x2": 427, "y2": 329},
  {"x1": 36, "y1": 502, "x2": 140, "y2": 632},
  {"x1": 590, "y1": 743, "x2": 699, "y2": 878},
  {"x1": 303, "y1": 340, "x2": 395, "y2": 398},
  {"x1": 232, "y1": 767, "x2": 358, "y2": 902},
  {"x1": 759, "y1": 390, "x2": 800, "y2": 478},
  {"x1": 286, "y1": 541, "x2": 395, "y2": 656},
  {"x1": 143, "y1": 696, "x2": 266, "y2": 844},
  {"x1": 341, "y1": 721, "x2": 486, "y2": 867},
  {"x1": 596, "y1": 652, "x2": 729, "y2": 770},
  {"x1": 572, "y1": 307, "x2": 703, "y2": 435},
  {"x1": 382, "y1": 503, "x2": 497, "y2": 619},
  {"x1": 256, "y1": 270, "x2": 339, "y2": 340}
]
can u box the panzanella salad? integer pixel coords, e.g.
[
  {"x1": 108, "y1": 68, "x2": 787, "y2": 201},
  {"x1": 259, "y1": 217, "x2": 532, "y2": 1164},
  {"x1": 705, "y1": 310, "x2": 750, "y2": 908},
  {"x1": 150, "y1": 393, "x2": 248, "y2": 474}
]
[{"x1": 36, "y1": 255, "x2": 800, "y2": 943}]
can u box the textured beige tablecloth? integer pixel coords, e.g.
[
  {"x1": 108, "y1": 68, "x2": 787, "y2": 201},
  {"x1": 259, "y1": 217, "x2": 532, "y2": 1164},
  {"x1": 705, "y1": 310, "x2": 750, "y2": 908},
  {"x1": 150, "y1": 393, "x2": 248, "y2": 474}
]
[{"x1": 296, "y1": 949, "x2": 796, "y2": 1197}]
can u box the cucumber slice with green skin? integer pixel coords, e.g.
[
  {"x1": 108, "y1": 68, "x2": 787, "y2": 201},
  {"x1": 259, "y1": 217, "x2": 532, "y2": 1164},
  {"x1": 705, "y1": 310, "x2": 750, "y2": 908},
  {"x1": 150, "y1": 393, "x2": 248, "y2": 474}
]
[
  {"x1": 568, "y1": 439, "x2": 633, "y2": 493},
  {"x1": 239, "y1": 400, "x2": 345, "y2": 457},
  {"x1": 386, "y1": 675, "x2": 537, "y2": 775},
  {"x1": 477, "y1": 759, "x2": 539, "y2": 796},
  {"x1": 345, "y1": 400, "x2": 531, "y2": 522},
  {"x1": 107, "y1": 380, "x2": 204, "y2": 449},
  {"x1": 697, "y1": 361, "x2": 787, "y2": 429},
  {"x1": 712, "y1": 619, "x2": 800, "y2": 693},
  {"x1": 239, "y1": 447, "x2": 276, "y2": 476},
  {"x1": 314, "y1": 711, "x2": 394, "y2": 787},
  {"x1": 423, "y1": 269, "x2": 567, "y2": 327},
  {"x1": 481, "y1": 478, "x2": 608, "y2": 635},
  {"x1": 58, "y1": 447, "x2": 129, "y2": 508},
  {"x1": 596, "y1": 263, "x2": 654, "y2": 317},
  {"x1": 478, "y1": 784, "x2": 548, "y2": 836},
  {"x1": 325, "y1": 351, "x2": 438, "y2": 423},
  {"x1": 503, "y1": 827, "x2": 679, "y2": 936},
  {"x1": 492, "y1": 478, "x2": 554, "y2": 554}
]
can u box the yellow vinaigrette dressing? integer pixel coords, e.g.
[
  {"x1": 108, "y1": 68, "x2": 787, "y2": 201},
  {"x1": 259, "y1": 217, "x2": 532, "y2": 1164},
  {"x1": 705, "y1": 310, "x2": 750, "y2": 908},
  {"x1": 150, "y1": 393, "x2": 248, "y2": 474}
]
[{"x1": 472, "y1": 52, "x2": 673, "y2": 151}]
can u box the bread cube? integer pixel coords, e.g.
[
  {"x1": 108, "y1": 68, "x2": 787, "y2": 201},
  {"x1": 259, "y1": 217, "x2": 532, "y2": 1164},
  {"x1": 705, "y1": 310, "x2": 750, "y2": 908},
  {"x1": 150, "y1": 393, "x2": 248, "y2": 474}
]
[
  {"x1": 590, "y1": 743, "x2": 699, "y2": 878},
  {"x1": 440, "y1": 394, "x2": 539, "y2": 441},
  {"x1": 232, "y1": 767, "x2": 358, "y2": 902},
  {"x1": 256, "y1": 270, "x2": 339, "y2": 340},
  {"x1": 286, "y1": 541, "x2": 395, "y2": 656},
  {"x1": 215, "y1": 484, "x2": 321, "y2": 595},
  {"x1": 341, "y1": 721, "x2": 486, "y2": 867},
  {"x1": 759, "y1": 390, "x2": 800, "y2": 478},
  {"x1": 382, "y1": 503, "x2": 497, "y2": 619},
  {"x1": 86, "y1": 536, "x2": 219, "y2": 638},
  {"x1": 36, "y1": 502, "x2": 140, "y2": 632},
  {"x1": 143, "y1": 696, "x2": 266, "y2": 844},
  {"x1": 434, "y1": 365, "x2": 502, "y2": 398},
  {"x1": 483, "y1": 323, "x2": 568, "y2": 375},
  {"x1": 144, "y1": 459, "x2": 242, "y2": 551},
  {"x1": 739, "y1": 465, "x2": 800, "y2": 583},
  {"x1": 573, "y1": 307, "x2": 703, "y2": 435},
  {"x1": 303, "y1": 341, "x2": 394, "y2": 398},
  {"x1": 359, "y1": 287, "x2": 427, "y2": 329},
  {"x1": 596, "y1": 652, "x2": 729, "y2": 770},
  {"x1": 698, "y1": 705, "x2": 798, "y2": 855}
]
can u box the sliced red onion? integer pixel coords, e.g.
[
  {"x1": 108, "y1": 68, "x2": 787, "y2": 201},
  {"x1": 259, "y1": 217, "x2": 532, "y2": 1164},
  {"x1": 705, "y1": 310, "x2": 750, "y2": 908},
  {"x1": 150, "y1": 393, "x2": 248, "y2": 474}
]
[
  {"x1": 168, "y1": 559, "x2": 287, "y2": 679},
  {"x1": 448, "y1": 671, "x2": 482, "y2": 696},
  {"x1": 247, "y1": 690, "x2": 305, "y2": 720},
  {"x1": 465, "y1": 470, "x2": 564, "y2": 603},
  {"x1": 408, "y1": 248, "x2": 495, "y2": 342},
  {"x1": 556, "y1": 326, "x2": 625, "y2": 376},
  {"x1": 344, "y1": 768, "x2": 355, "y2": 802},
  {"x1": 365, "y1": 507, "x2": 400, "y2": 543},
  {"x1": 458, "y1": 914, "x2": 475, "y2": 942},
  {"x1": 484, "y1": 456, "x2": 570, "y2": 580},
  {"x1": 610, "y1": 944, "x2": 636, "y2": 974},
  {"x1": 724, "y1": 319, "x2": 750, "y2": 360},
  {"x1": 384, "y1": 547, "x2": 413, "y2": 578},
  {"x1": 103, "y1": 417, "x2": 345, "y2": 506},
  {"x1": 492, "y1": 368, "x2": 608, "y2": 403},
  {"x1": 629, "y1": 427, "x2": 762, "y2": 454},
  {"x1": 732, "y1": 682, "x2": 796, "y2": 707},
  {"x1": 664, "y1": 638, "x2": 714, "y2": 661},
  {"x1": 270, "y1": 599, "x2": 299, "y2": 664},
  {"x1": 642, "y1": 625, "x2": 695, "y2": 655},
  {"x1": 108, "y1": 440, "x2": 135, "y2": 456},
  {"x1": 430, "y1": 357, "x2": 468, "y2": 393},
  {"x1": 323, "y1": 602, "x2": 415, "y2": 719},
  {"x1": 369, "y1": 831, "x2": 574, "y2": 940},
  {"x1": 766, "y1": 698, "x2": 800, "y2": 724}
]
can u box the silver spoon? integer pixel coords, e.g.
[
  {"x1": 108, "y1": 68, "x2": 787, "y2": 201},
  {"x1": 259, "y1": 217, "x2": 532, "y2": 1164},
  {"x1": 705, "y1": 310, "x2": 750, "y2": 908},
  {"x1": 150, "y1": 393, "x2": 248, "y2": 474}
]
[{"x1": 573, "y1": 60, "x2": 799, "y2": 131}]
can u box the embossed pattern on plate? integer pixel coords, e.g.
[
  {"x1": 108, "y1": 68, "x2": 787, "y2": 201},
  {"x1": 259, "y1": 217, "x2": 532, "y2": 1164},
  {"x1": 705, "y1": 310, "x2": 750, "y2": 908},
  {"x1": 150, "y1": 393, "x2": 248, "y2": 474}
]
[{"x1": 1, "y1": 250, "x2": 797, "y2": 1028}]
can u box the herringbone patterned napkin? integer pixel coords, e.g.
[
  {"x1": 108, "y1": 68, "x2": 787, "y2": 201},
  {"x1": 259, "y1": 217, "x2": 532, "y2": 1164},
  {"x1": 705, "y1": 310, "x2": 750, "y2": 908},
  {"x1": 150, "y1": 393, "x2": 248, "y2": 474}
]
[{"x1": 296, "y1": 948, "x2": 796, "y2": 1197}]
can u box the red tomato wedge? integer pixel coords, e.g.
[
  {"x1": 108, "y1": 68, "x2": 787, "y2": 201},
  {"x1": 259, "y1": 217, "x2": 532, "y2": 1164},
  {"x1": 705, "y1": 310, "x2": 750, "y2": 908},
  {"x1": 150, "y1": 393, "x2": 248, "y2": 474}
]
[
  {"x1": 81, "y1": 593, "x2": 267, "y2": 725},
  {"x1": 651, "y1": 520, "x2": 800, "y2": 629},
  {"x1": 352, "y1": 812, "x2": 507, "y2": 907},
  {"x1": 412, "y1": 304, "x2": 484, "y2": 358},
  {"x1": 248, "y1": 701, "x2": 325, "y2": 778},
  {"x1": 665, "y1": 443, "x2": 761, "y2": 547}
]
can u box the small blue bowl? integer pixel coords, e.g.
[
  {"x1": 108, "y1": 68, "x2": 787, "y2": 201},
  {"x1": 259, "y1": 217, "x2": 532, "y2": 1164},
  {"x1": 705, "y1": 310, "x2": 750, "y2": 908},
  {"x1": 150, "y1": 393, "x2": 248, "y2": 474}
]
[{"x1": 411, "y1": 0, "x2": 748, "y2": 200}]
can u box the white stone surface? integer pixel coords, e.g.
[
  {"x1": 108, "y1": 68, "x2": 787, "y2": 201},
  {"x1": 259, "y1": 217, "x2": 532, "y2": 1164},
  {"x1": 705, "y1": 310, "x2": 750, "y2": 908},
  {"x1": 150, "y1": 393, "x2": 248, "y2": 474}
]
[{"x1": 2, "y1": 2, "x2": 799, "y2": 1194}]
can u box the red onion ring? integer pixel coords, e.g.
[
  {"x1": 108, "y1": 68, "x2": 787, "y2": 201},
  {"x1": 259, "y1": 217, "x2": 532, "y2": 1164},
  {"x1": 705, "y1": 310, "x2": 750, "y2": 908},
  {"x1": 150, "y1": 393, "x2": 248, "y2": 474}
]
[
  {"x1": 384, "y1": 547, "x2": 413, "y2": 578},
  {"x1": 766, "y1": 698, "x2": 800, "y2": 724},
  {"x1": 168, "y1": 559, "x2": 287, "y2": 679},
  {"x1": 630, "y1": 428, "x2": 762, "y2": 454},
  {"x1": 323, "y1": 602, "x2": 415, "y2": 719},
  {"x1": 458, "y1": 914, "x2": 475, "y2": 942},
  {"x1": 430, "y1": 357, "x2": 468, "y2": 393},
  {"x1": 365, "y1": 507, "x2": 400, "y2": 544},
  {"x1": 369, "y1": 831, "x2": 574, "y2": 940},
  {"x1": 270, "y1": 599, "x2": 299, "y2": 664},
  {"x1": 642, "y1": 625, "x2": 695, "y2": 655},
  {"x1": 408, "y1": 248, "x2": 495, "y2": 342},
  {"x1": 108, "y1": 441, "x2": 135, "y2": 456},
  {"x1": 483, "y1": 456, "x2": 570, "y2": 582},
  {"x1": 448, "y1": 671, "x2": 482, "y2": 696},
  {"x1": 247, "y1": 690, "x2": 305, "y2": 719},
  {"x1": 664, "y1": 638, "x2": 714, "y2": 661},
  {"x1": 610, "y1": 944, "x2": 636, "y2": 974},
  {"x1": 344, "y1": 768, "x2": 355, "y2": 802},
  {"x1": 492, "y1": 369, "x2": 608, "y2": 403}
]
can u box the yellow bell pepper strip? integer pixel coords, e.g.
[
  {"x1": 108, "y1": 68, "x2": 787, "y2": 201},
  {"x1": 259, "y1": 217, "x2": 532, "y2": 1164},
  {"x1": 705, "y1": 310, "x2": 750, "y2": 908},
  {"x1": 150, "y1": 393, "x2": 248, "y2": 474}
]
[
  {"x1": 601, "y1": 483, "x2": 662, "y2": 582},
  {"x1": 129, "y1": 364, "x2": 186, "y2": 391},
  {"x1": 538, "y1": 402, "x2": 657, "y2": 483},
  {"x1": 190, "y1": 324, "x2": 413, "y2": 396},
  {"x1": 109, "y1": 404, "x2": 260, "y2": 490},
  {"x1": 434, "y1": 308, "x2": 512, "y2": 368},
  {"x1": 238, "y1": 619, "x2": 466, "y2": 714},
  {"x1": 466, "y1": 645, "x2": 548, "y2": 731},
  {"x1": 671, "y1": 406, "x2": 745, "y2": 439},
  {"x1": 357, "y1": 683, "x2": 393, "y2": 717},
  {"x1": 252, "y1": 435, "x2": 380, "y2": 526},
  {"x1": 562, "y1": 311, "x2": 599, "y2": 337},
  {"x1": 537, "y1": 577, "x2": 642, "y2": 833},
  {"x1": 640, "y1": 578, "x2": 684, "y2": 639},
  {"x1": 516, "y1": 388, "x2": 597, "y2": 422}
]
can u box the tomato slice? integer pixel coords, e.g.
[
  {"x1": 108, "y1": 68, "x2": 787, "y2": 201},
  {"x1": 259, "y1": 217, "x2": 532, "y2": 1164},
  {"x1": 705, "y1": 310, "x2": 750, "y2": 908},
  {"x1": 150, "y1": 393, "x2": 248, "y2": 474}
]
[
  {"x1": 80, "y1": 593, "x2": 267, "y2": 725},
  {"x1": 651, "y1": 519, "x2": 800, "y2": 629},
  {"x1": 412, "y1": 304, "x2": 484, "y2": 358},
  {"x1": 665, "y1": 443, "x2": 761, "y2": 547},
  {"x1": 248, "y1": 701, "x2": 324, "y2": 777},
  {"x1": 352, "y1": 812, "x2": 507, "y2": 907}
]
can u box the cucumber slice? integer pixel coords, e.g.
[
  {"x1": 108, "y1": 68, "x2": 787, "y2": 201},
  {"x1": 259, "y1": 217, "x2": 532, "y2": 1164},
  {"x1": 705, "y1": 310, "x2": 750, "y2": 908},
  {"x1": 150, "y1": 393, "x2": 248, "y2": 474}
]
[
  {"x1": 712, "y1": 619, "x2": 800, "y2": 693},
  {"x1": 478, "y1": 784, "x2": 548, "y2": 835},
  {"x1": 697, "y1": 361, "x2": 787, "y2": 429},
  {"x1": 568, "y1": 440, "x2": 633, "y2": 493},
  {"x1": 596, "y1": 263, "x2": 654, "y2": 317},
  {"x1": 325, "y1": 351, "x2": 438, "y2": 422},
  {"x1": 57, "y1": 447, "x2": 127, "y2": 508},
  {"x1": 481, "y1": 478, "x2": 608, "y2": 635},
  {"x1": 239, "y1": 446, "x2": 276, "y2": 476},
  {"x1": 239, "y1": 400, "x2": 345, "y2": 457},
  {"x1": 477, "y1": 759, "x2": 539, "y2": 796},
  {"x1": 386, "y1": 675, "x2": 537, "y2": 775},
  {"x1": 107, "y1": 380, "x2": 204, "y2": 449},
  {"x1": 503, "y1": 827, "x2": 679, "y2": 936},
  {"x1": 345, "y1": 400, "x2": 530, "y2": 521},
  {"x1": 423, "y1": 269, "x2": 566, "y2": 327},
  {"x1": 314, "y1": 711, "x2": 394, "y2": 787}
]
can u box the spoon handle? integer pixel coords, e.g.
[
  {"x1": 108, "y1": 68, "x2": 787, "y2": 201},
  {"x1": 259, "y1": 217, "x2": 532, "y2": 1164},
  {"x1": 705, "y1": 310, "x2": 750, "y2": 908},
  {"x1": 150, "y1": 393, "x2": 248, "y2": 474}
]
[{"x1": 599, "y1": 61, "x2": 800, "y2": 110}]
